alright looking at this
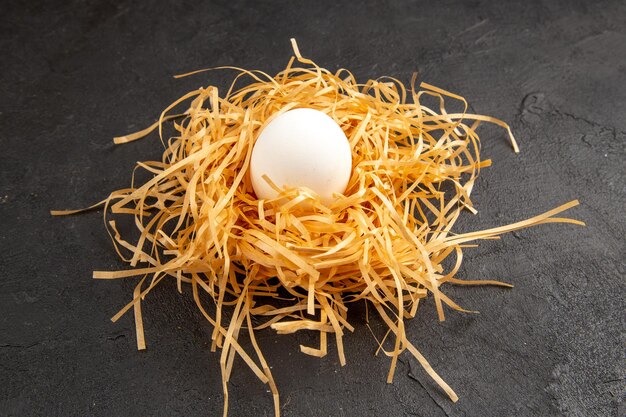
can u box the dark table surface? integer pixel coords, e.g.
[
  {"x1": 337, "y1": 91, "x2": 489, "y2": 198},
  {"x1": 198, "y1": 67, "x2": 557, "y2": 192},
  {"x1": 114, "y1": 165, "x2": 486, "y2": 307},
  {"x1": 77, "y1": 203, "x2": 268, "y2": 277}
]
[{"x1": 1, "y1": 1, "x2": 625, "y2": 416}]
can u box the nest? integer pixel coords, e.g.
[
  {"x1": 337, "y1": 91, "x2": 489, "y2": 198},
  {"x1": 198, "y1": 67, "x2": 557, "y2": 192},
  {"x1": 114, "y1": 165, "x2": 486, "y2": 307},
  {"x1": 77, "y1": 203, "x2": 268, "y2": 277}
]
[{"x1": 53, "y1": 39, "x2": 583, "y2": 416}]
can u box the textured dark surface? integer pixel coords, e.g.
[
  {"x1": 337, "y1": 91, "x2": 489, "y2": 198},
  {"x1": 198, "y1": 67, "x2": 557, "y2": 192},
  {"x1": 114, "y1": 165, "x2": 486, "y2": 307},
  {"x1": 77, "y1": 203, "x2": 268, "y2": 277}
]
[{"x1": 1, "y1": 1, "x2": 625, "y2": 416}]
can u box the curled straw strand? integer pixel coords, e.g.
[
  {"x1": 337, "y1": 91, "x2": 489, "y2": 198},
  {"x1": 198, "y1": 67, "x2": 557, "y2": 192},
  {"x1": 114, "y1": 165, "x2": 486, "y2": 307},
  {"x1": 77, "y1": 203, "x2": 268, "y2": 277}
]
[{"x1": 52, "y1": 39, "x2": 583, "y2": 416}]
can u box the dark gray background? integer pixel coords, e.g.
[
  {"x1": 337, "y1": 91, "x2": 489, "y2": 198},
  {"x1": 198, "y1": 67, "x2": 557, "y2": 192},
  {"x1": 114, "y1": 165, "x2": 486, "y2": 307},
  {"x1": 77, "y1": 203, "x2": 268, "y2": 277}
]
[{"x1": 1, "y1": 1, "x2": 624, "y2": 416}]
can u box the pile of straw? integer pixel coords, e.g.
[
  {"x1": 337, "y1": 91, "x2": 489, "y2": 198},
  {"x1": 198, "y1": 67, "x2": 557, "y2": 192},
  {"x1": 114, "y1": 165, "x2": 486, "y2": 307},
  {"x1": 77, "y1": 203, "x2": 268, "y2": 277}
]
[{"x1": 53, "y1": 39, "x2": 582, "y2": 416}]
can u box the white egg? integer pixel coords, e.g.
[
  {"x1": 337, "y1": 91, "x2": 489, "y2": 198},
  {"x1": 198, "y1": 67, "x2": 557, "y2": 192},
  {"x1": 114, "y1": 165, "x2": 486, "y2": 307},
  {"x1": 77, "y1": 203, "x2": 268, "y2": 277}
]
[{"x1": 250, "y1": 108, "x2": 352, "y2": 205}]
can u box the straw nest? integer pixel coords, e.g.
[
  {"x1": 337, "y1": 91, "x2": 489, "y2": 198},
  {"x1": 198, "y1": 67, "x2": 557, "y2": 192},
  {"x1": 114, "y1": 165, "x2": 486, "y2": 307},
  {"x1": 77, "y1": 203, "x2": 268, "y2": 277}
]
[{"x1": 53, "y1": 39, "x2": 583, "y2": 416}]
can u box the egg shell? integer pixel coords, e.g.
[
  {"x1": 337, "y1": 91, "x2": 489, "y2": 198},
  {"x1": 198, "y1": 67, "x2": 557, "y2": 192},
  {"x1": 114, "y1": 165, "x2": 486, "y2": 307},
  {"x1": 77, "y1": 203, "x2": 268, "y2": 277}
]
[{"x1": 249, "y1": 108, "x2": 352, "y2": 204}]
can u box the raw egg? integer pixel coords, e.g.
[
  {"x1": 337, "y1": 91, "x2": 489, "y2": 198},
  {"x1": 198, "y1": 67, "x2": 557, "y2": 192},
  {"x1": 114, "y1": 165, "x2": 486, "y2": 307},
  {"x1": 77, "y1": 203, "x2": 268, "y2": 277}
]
[{"x1": 249, "y1": 108, "x2": 352, "y2": 204}]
